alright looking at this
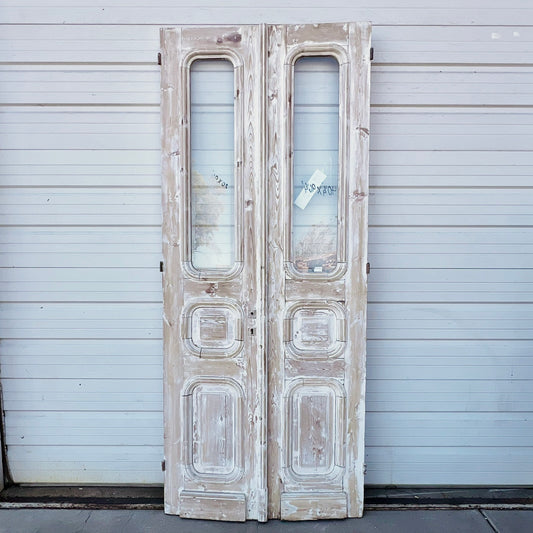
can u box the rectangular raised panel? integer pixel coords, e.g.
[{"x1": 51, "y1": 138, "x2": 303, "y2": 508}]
[
  {"x1": 190, "y1": 59, "x2": 236, "y2": 271},
  {"x1": 286, "y1": 380, "x2": 345, "y2": 480},
  {"x1": 292, "y1": 392, "x2": 333, "y2": 474},
  {"x1": 188, "y1": 383, "x2": 239, "y2": 477},
  {"x1": 180, "y1": 491, "x2": 246, "y2": 522},
  {"x1": 192, "y1": 306, "x2": 238, "y2": 349},
  {"x1": 280, "y1": 492, "x2": 347, "y2": 521}
]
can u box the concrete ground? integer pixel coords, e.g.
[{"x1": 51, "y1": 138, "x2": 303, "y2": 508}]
[{"x1": 0, "y1": 509, "x2": 532, "y2": 533}]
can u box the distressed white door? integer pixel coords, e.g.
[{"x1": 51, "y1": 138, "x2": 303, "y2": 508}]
[
  {"x1": 266, "y1": 23, "x2": 371, "y2": 520},
  {"x1": 160, "y1": 26, "x2": 267, "y2": 522},
  {"x1": 161, "y1": 23, "x2": 371, "y2": 522}
]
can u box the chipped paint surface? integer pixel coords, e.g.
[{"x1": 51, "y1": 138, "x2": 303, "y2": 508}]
[
  {"x1": 161, "y1": 22, "x2": 371, "y2": 522},
  {"x1": 267, "y1": 22, "x2": 371, "y2": 520},
  {"x1": 161, "y1": 25, "x2": 266, "y2": 522}
]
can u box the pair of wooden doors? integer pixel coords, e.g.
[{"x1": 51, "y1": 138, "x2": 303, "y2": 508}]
[{"x1": 160, "y1": 23, "x2": 371, "y2": 522}]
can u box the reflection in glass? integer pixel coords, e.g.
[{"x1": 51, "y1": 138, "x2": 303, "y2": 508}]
[
  {"x1": 292, "y1": 56, "x2": 339, "y2": 274},
  {"x1": 190, "y1": 59, "x2": 235, "y2": 270}
]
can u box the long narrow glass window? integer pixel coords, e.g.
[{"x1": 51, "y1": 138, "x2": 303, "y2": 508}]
[
  {"x1": 190, "y1": 59, "x2": 235, "y2": 270},
  {"x1": 292, "y1": 56, "x2": 339, "y2": 274}
]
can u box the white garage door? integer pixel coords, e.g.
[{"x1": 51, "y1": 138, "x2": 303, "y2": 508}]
[{"x1": 1, "y1": 2, "x2": 532, "y2": 487}]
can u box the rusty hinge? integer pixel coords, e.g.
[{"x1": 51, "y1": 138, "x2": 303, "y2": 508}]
[
  {"x1": 370, "y1": 47, "x2": 374, "y2": 61},
  {"x1": 366, "y1": 262, "x2": 371, "y2": 275},
  {"x1": 161, "y1": 460, "x2": 166, "y2": 472},
  {"x1": 160, "y1": 261, "x2": 164, "y2": 273},
  {"x1": 157, "y1": 52, "x2": 162, "y2": 65}
]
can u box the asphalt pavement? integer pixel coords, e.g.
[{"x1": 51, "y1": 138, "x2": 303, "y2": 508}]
[{"x1": 0, "y1": 509, "x2": 532, "y2": 533}]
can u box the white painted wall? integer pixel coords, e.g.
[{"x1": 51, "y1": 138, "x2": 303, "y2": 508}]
[{"x1": 1, "y1": 1, "x2": 533, "y2": 486}]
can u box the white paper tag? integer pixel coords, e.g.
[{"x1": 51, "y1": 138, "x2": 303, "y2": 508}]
[{"x1": 294, "y1": 169, "x2": 327, "y2": 210}]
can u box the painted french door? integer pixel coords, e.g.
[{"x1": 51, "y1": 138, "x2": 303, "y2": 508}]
[{"x1": 161, "y1": 23, "x2": 371, "y2": 522}]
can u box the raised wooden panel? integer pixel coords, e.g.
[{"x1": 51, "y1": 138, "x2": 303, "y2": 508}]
[
  {"x1": 285, "y1": 379, "x2": 345, "y2": 481},
  {"x1": 292, "y1": 309, "x2": 337, "y2": 353},
  {"x1": 285, "y1": 301, "x2": 345, "y2": 359},
  {"x1": 184, "y1": 378, "x2": 243, "y2": 481},
  {"x1": 184, "y1": 301, "x2": 243, "y2": 358}
]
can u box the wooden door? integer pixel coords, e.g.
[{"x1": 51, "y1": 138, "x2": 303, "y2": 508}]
[
  {"x1": 266, "y1": 23, "x2": 371, "y2": 520},
  {"x1": 160, "y1": 25, "x2": 267, "y2": 522},
  {"x1": 161, "y1": 23, "x2": 371, "y2": 522}
]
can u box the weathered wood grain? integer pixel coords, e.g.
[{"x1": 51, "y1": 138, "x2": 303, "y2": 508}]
[
  {"x1": 280, "y1": 492, "x2": 347, "y2": 521},
  {"x1": 161, "y1": 25, "x2": 266, "y2": 521},
  {"x1": 267, "y1": 22, "x2": 371, "y2": 520},
  {"x1": 179, "y1": 490, "x2": 246, "y2": 522}
]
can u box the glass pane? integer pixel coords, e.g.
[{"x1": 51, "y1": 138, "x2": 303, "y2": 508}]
[
  {"x1": 292, "y1": 56, "x2": 339, "y2": 274},
  {"x1": 190, "y1": 59, "x2": 235, "y2": 270}
]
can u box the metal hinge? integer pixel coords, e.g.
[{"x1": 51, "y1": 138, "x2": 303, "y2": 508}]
[
  {"x1": 363, "y1": 463, "x2": 367, "y2": 475},
  {"x1": 366, "y1": 262, "x2": 371, "y2": 275},
  {"x1": 158, "y1": 52, "x2": 162, "y2": 65},
  {"x1": 160, "y1": 261, "x2": 164, "y2": 273},
  {"x1": 161, "y1": 460, "x2": 166, "y2": 471},
  {"x1": 370, "y1": 47, "x2": 374, "y2": 61}
]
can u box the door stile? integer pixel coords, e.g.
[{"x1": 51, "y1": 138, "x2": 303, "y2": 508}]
[
  {"x1": 161, "y1": 25, "x2": 266, "y2": 522},
  {"x1": 161, "y1": 27, "x2": 181, "y2": 516},
  {"x1": 345, "y1": 22, "x2": 372, "y2": 516},
  {"x1": 265, "y1": 22, "x2": 286, "y2": 521}
]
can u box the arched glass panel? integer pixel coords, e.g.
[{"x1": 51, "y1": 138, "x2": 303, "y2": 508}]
[
  {"x1": 292, "y1": 56, "x2": 339, "y2": 274},
  {"x1": 190, "y1": 59, "x2": 235, "y2": 270}
]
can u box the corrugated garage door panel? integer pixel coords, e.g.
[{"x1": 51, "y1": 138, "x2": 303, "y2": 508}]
[
  {"x1": 3, "y1": 25, "x2": 533, "y2": 64},
  {"x1": 0, "y1": 11, "x2": 532, "y2": 485},
  {"x1": 1, "y1": 1, "x2": 533, "y2": 25}
]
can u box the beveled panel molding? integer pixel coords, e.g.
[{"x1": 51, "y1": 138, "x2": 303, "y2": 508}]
[
  {"x1": 182, "y1": 300, "x2": 244, "y2": 358},
  {"x1": 183, "y1": 377, "x2": 245, "y2": 483},
  {"x1": 284, "y1": 301, "x2": 346, "y2": 360}
]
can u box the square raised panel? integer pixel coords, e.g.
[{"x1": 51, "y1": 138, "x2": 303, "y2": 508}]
[
  {"x1": 285, "y1": 301, "x2": 345, "y2": 359},
  {"x1": 183, "y1": 301, "x2": 243, "y2": 358},
  {"x1": 196, "y1": 311, "x2": 232, "y2": 348},
  {"x1": 293, "y1": 309, "x2": 336, "y2": 352}
]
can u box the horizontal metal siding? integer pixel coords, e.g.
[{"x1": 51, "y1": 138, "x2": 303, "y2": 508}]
[
  {"x1": 1, "y1": 1, "x2": 533, "y2": 25},
  {"x1": 0, "y1": 13, "x2": 532, "y2": 486}
]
